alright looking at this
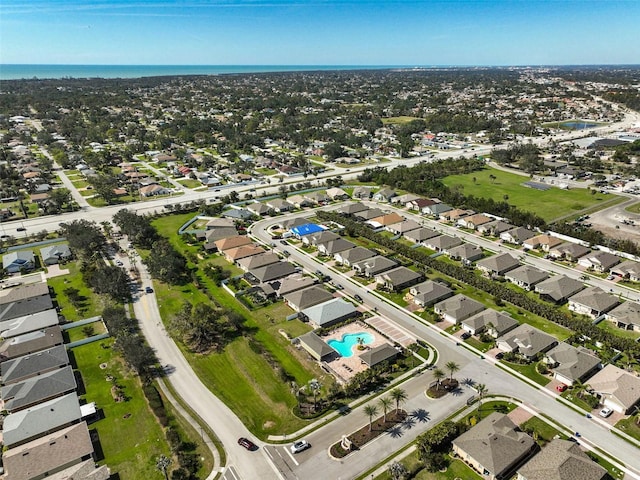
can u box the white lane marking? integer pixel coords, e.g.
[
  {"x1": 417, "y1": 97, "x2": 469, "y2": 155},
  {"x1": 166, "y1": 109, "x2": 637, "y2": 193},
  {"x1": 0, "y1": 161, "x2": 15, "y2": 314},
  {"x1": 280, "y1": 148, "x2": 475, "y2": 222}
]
[{"x1": 283, "y1": 446, "x2": 300, "y2": 466}]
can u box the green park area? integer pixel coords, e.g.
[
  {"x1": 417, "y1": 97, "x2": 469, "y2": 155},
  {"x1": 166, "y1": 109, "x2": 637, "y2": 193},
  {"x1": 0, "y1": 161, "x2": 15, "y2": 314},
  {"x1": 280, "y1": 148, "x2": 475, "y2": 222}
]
[
  {"x1": 381, "y1": 116, "x2": 422, "y2": 125},
  {"x1": 441, "y1": 168, "x2": 622, "y2": 222}
]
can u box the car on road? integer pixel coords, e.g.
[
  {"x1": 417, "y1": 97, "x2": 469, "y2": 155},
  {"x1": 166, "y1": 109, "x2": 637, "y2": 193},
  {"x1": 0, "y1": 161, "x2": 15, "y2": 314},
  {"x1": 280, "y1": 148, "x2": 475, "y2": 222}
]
[
  {"x1": 556, "y1": 384, "x2": 568, "y2": 392},
  {"x1": 115, "y1": 260, "x2": 124, "y2": 266},
  {"x1": 16, "y1": 227, "x2": 26, "y2": 232},
  {"x1": 145, "y1": 286, "x2": 154, "y2": 294},
  {"x1": 354, "y1": 294, "x2": 363, "y2": 303},
  {"x1": 290, "y1": 440, "x2": 310, "y2": 454},
  {"x1": 599, "y1": 407, "x2": 613, "y2": 418},
  {"x1": 238, "y1": 437, "x2": 258, "y2": 451}
]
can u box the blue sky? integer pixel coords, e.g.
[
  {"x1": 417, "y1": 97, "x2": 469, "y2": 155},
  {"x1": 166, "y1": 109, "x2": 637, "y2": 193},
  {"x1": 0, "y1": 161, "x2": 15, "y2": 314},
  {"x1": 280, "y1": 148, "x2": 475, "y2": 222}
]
[{"x1": 1, "y1": 0, "x2": 638, "y2": 65}]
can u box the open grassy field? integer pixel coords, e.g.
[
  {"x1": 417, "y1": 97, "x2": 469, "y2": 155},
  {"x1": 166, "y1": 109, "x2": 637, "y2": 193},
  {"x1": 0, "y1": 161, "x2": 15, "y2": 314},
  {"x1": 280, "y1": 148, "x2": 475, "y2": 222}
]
[
  {"x1": 381, "y1": 116, "x2": 422, "y2": 125},
  {"x1": 441, "y1": 167, "x2": 621, "y2": 221},
  {"x1": 48, "y1": 262, "x2": 106, "y2": 321}
]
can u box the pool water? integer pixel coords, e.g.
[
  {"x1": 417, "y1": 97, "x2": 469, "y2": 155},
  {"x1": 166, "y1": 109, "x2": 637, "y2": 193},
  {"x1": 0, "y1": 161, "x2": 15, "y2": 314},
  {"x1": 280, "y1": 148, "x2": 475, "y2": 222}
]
[{"x1": 328, "y1": 332, "x2": 375, "y2": 357}]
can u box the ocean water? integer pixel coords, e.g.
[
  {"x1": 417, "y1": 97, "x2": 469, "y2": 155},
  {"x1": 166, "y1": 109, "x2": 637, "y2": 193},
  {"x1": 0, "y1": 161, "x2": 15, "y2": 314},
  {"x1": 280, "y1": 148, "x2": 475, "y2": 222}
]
[{"x1": 0, "y1": 64, "x2": 407, "y2": 80}]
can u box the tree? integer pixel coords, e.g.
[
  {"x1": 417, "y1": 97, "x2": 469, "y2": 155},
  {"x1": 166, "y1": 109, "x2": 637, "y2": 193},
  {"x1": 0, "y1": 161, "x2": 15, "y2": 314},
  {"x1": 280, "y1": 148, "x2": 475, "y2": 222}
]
[
  {"x1": 309, "y1": 379, "x2": 322, "y2": 411},
  {"x1": 155, "y1": 454, "x2": 172, "y2": 480},
  {"x1": 433, "y1": 368, "x2": 446, "y2": 390},
  {"x1": 378, "y1": 396, "x2": 393, "y2": 422},
  {"x1": 59, "y1": 219, "x2": 106, "y2": 260},
  {"x1": 90, "y1": 174, "x2": 119, "y2": 204},
  {"x1": 445, "y1": 361, "x2": 460, "y2": 381},
  {"x1": 143, "y1": 239, "x2": 188, "y2": 285},
  {"x1": 48, "y1": 188, "x2": 72, "y2": 211},
  {"x1": 390, "y1": 387, "x2": 408, "y2": 414},
  {"x1": 364, "y1": 404, "x2": 378, "y2": 431},
  {"x1": 388, "y1": 461, "x2": 408, "y2": 480},
  {"x1": 475, "y1": 383, "x2": 487, "y2": 411}
]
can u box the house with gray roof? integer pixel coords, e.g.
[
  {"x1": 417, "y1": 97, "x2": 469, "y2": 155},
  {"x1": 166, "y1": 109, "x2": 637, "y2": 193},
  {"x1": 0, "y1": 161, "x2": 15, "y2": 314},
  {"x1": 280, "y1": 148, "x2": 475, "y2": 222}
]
[
  {"x1": 410, "y1": 281, "x2": 453, "y2": 308},
  {"x1": 270, "y1": 274, "x2": 316, "y2": 297},
  {"x1": 222, "y1": 208, "x2": 254, "y2": 220},
  {"x1": 461, "y1": 309, "x2": 519, "y2": 337},
  {"x1": 403, "y1": 227, "x2": 440, "y2": 244},
  {"x1": 434, "y1": 294, "x2": 485, "y2": 324},
  {"x1": 457, "y1": 213, "x2": 492, "y2": 230},
  {"x1": 516, "y1": 438, "x2": 608, "y2": 480},
  {"x1": 505, "y1": 265, "x2": 550, "y2": 291},
  {"x1": 317, "y1": 238, "x2": 355, "y2": 256},
  {"x1": 496, "y1": 324, "x2": 558, "y2": 360},
  {"x1": 391, "y1": 193, "x2": 421, "y2": 205},
  {"x1": 0, "y1": 282, "x2": 50, "y2": 305},
  {"x1": 424, "y1": 203, "x2": 453, "y2": 216},
  {"x1": 477, "y1": 253, "x2": 520, "y2": 276},
  {"x1": 568, "y1": 286, "x2": 619, "y2": 319},
  {"x1": 373, "y1": 187, "x2": 396, "y2": 202},
  {"x1": 236, "y1": 252, "x2": 281, "y2": 272},
  {"x1": 587, "y1": 364, "x2": 640, "y2": 414},
  {"x1": 352, "y1": 256, "x2": 398, "y2": 277},
  {"x1": 266, "y1": 198, "x2": 294, "y2": 213},
  {"x1": 0, "y1": 293, "x2": 54, "y2": 323},
  {"x1": 352, "y1": 186, "x2": 372, "y2": 199},
  {"x1": 284, "y1": 286, "x2": 334, "y2": 312},
  {"x1": 477, "y1": 220, "x2": 514, "y2": 236},
  {"x1": 3, "y1": 250, "x2": 35, "y2": 273},
  {"x1": 304, "y1": 191, "x2": 331, "y2": 205},
  {"x1": 40, "y1": 244, "x2": 72, "y2": 265},
  {"x1": 500, "y1": 227, "x2": 535, "y2": 245},
  {"x1": 334, "y1": 246, "x2": 376, "y2": 267},
  {"x1": 281, "y1": 217, "x2": 311, "y2": 230},
  {"x1": 0, "y1": 308, "x2": 60, "y2": 339},
  {"x1": 2, "y1": 393, "x2": 82, "y2": 447},
  {"x1": 375, "y1": 266, "x2": 423, "y2": 291},
  {"x1": 2, "y1": 365, "x2": 77, "y2": 412},
  {"x1": 203, "y1": 227, "x2": 240, "y2": 247},
  {"x1": 249, "y1": 262, "x2": 297, "y2": 283},
  {"x1": 2, "y1": 421, "x2": 107, "y2": 480},
  {"x1": 338, "y1": 202, "x2": 368, "y2": 215},
  {"x1": 205, "y1": 217, "x2": 236, "y2": 230},
  {"x1": 387, "y1": 219, "x2": 421, "y2": 235},
  {"x1": 1, "y1": 345, "x2": 69, "y2": 385},
  {"x1": 549, "y1": 242, "x2": 591, "y2": 262},
  {"x1": 302, "y1": 230, "x2": 339, "y2": 246},
  {"x1": 246, "y1": 202, "x2": 272, "y2": 216},
  {"x1": 452, "y1": 412, "x2": 537, "y2": 480},
  {"x1": 296, "y1": 331, "x2": 336, "y2": 361},
  {"x1": 423, "y1": 234, "x2": 463, "y2": 253},
  {"x1": 577, "y1": 251, "x2": 621, "y2": 273},
  {"x1": 359, "y1": 344, "x2": 399, "y2": 367},
  {"x1": 302, "y1": 298, "x2": 357, "y2": 328},
  {"x1": 535, "y1": 275, "x2": 585, "y2": 304},
  {"x1": 326, "y1": 187, "x2": 349, "y2": 200},
  {"x1": 354, "y1": 207, "x2": 385, "y2": 220},
  {"x1": 543, "y1": 342, "x2": 601, "y2": 386},
  {"x1": 0, "y1": 326, "x2": 64, "y2": 362},
  {"x1": 611, "y1": 260, "x2": 640, "y2": 282},
  {"x1": 447, "y1": 243, "x2": 484, "y2": 263},
  {"x1": 606, "y1": 301, "x2": 640, "y2": 332}
]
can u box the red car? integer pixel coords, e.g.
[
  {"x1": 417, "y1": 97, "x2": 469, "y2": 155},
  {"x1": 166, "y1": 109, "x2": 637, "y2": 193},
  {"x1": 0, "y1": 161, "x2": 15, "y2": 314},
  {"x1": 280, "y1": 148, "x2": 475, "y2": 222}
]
[
  {"x1": 238, "y1": 437, "x2": 257, "y2": 451},
  {"x1": 556, "y1": 384, "x2": 567, "y2": 392}
]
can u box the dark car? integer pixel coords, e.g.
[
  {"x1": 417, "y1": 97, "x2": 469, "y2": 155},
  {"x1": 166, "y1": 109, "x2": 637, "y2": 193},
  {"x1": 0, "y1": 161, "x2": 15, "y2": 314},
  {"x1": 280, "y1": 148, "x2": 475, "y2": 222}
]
[
  {"x1": 238, "y1": 437, "x2": 257, "y2": 451},
  {"x1": 354, "y1": 294, "x2": 363, "y2": 303},
  {"x1": 460, "y1": 332, "x2": 471, "y2": 340},
  {"x1": 145, "y1": 286, "x2": 154, "y2": 294},
  {"x1": 16, "y1": 227, "x2": 26, "y2": 232}
]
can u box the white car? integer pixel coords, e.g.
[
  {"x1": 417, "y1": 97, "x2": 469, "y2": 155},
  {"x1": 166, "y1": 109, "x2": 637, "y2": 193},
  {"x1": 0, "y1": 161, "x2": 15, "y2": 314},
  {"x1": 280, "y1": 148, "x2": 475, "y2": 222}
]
[
  {"x1": 599, "y1": 407, "x2": 613, "y2": 418},
  {"x1": 290, "y1": 440, "x2": 310, "y2": 454}
]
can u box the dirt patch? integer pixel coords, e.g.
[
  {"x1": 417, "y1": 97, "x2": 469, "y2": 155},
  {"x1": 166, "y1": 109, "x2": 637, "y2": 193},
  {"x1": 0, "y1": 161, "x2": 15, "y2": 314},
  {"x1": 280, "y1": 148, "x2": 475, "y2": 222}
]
[{"x1": 263, "y1": 420, "x2": 276, "y2": 430}]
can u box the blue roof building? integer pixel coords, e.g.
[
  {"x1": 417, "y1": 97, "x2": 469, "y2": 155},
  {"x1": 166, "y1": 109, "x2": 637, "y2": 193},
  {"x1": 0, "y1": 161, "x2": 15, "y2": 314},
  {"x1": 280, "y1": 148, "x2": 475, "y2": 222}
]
[{"x1": 291, "y1": 223, "x2": 325, "y2": 237}]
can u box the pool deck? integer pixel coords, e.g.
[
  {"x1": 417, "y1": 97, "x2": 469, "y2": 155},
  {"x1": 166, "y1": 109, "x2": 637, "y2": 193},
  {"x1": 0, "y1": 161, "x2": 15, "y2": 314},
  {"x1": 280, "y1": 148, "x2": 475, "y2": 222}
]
[{"x1": 322, "y1": 322, "x2": 390, "y2": 382}]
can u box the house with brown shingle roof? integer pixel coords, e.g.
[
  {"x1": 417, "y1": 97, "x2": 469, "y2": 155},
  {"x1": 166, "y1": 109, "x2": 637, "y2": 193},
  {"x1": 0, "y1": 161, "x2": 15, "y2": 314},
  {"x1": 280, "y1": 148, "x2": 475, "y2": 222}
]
[
  {"x1": 368, "y1": 212, "x2": 404, "y2": 228},
  {"x1": 543, "y1": 342, "x2": 601, "y2": 386},
  {"x1": 224, "y1": 244, "x2": 265, "y2": 262},
  {"x1": 587, "y1": 364, "x2": 640, "y2": 414},
  {"x1": 214, "y1": 235, "x2": 253, "y2": 253},
  {"x1": 523, "y1": 234, "x2": 563, "y2": 252},
  {"x1": 458, "y1": 213, "x2": 492, "y2": 230}
]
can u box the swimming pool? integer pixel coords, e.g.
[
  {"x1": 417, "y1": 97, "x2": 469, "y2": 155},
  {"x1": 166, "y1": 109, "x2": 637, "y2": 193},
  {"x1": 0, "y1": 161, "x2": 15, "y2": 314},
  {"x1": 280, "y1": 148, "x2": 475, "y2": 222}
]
[{"x1": 327, "y1": 332, "x2": 375, "y2": 357}]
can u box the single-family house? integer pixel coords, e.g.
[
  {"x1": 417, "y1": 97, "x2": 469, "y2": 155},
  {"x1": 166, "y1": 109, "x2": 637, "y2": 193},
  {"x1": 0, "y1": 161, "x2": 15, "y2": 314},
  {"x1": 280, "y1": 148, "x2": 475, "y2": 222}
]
[
  {"x1": 354, "y1": 208, "x2": 385, "y2": 221},
  {"x1": 0, "y1": 326, "x2": 64, "y2": 362},
  {"x1": 236, "y1": 252, "x2": 281, "y2": 272},
  {"x1": 500, "y1": 227, "x2": 535, "y2": 245},
  {"x1": 549, "y1": 242, "x2": 591, "y2": 262},
  {"x1": 423, "y1": 234, "x2": 463, "y2": 253},
  {"x1": 516, "y1": 438, "x2": 608, "y2": 480},
  {"x1": 452, "y1": 412, "x2": 537, "y2": 480},
  {"x1": 375, "y1": 267, "x2": 423, "y2": 291},
  {"x1": 203, "y1": 228, "x2": 239, "y2": 247},
  {"x1": 281, "y1": 217, "x2": 311, "y2": 230},
  {"x1": 0, "y1": 309, "x2": 60, "y2": 339},
  {"x1": 3, "y1": 250, "x2": 35, "y2": 273},
  {"x1": 1, "y1": 344, "x2": 69, "y2": 386},
  {"x1": 587, "y1": 364, "x2": 640, "y2": 414},
  {"x1": 424, "y1": 203, "x2": 452, "y2": 217},
  {"x1": 372, "y1": 187, "x2": 396, "y2": 202},
  {"x1": 214, "y1": 235, "x2": 253, "y2": 253},
  {"x1": 287, "y1": 194, "x2": 314, "y2": 209},
  {"x1": 352, "y1": 256, "x2": 398, "y2": 277},
  {"x1": 477, "y1": 253, "x2": 520, "y2": 276},
  {"x1": 284, "y1": 286, "x2": 334, "y2": 312},
  {"x1": 338, "y1": 202, "x2": 368, "y2": 215},
  {"x1": 359, "y1": 344, "x2": 399, "y2": 367},
  {"x1": 403, "y1": 227, "x2": 440, "y2": 244},
  {"x1": 304, "y1": 191, "x2": 331, "y2": 205},
  {"x1": 441, "y1": 208, "x2": 472, "y2": 223},
  {"x1": 303, "y1": 230, "x2": 339, "y2": 246},
  {"x1": 407, "y1": 198, "x2": 437, "y2": 213},
  {"x1": 246, "y1": 202, "x2": 272, "y2": 216},
  {"x1": 505, "y1": 265, "x2": 550, "y2": 291},
  {"x1": 522, "y1": 234, "x2": 563, "y2": 252},
  {"x1": 391, "y1": 193, "x2": 421, "y2": 205},
  {"x1": 460, "y1": 309, "x2": 519, "y2": 337},
  {"x1": 606, "y1": 301, "x2": 640, "y2": 332},
  {"x1": 326, "y1": 187, "x2": 349, "y2": 200},
  {"x1": 496, "y1": 324, "x2": 557, "y2": 360},
  {"x1": 543, "y1": 342, "x2": 601, "y2": 386},
  {"x1": 302, "y1": 298, "x2": 358, "y2": 328},
  {"x1": 222, "y1": 208, "x2": 254, "y2": 221},
  {"x1": 434, "y1": 294, "x2": 485, "y2": 324},
  {"x1": 224, "y1": 244, "x2": 265, "y2": 263},
  {"x1": 249, "y1": 262, "x2": 297, "y2": 283},
  {"x1": 297, "y1": 331, "x2": 336, "y2": 361},
  {"x1": 352, "y1": 186, "x2": 372, "y2": 199},
  {"x1": 447, "y1": 243, "x2": 484, "y2": 263},
  {"x1": 139, "y1": 184, "x2": 170, "y2": 197},
  {"x1": 0, "y1": 281, "x2": 50, "y2": 305},
  {"x1": 40, "y1": 244, "x2": 72, "y2": 265},
  {"x1": 291, "y1": 223, "x2": 325, "y2": 238},
  {"x1": 458, "y1": 214, "x2": 492, "y2": 230},
  {"x1": 410, "y1": 281, "x2": 453, "y2": 308},
  {"x1": 270, "y1": 274, "x2": 316, "y2": 297},
  {"x1": 577, "y1": 251, "x2": 621, "y2": 273},
  {"x1": 611, "y1": 260, "x2": 640, "y2": 282},
  {"x1": 535, "y1": 275, "x2": 585, "y2": 303},
  {"x1": 568, "y1": 286, "x2": 619, "y2": 318},
  {"x1": 386, "y1": 219, "x2": 421, "y2": 235},
  {"x1": 317, "y1": 238, "x2": 356, "y2": 256},
  {"x1": 0, "y1": 291, "x2": 53, "y2": 324},
  {"x1": 334, "y1": 247, "x2": 376, "y2": 267},
  {"x1": 2, "y1": 365, "x2": 77, "y2": 413},
  {"x1": 266, "y1": 198, "x2": 294, "y2": 213},
  {"x1": 477, "y1": 220, "x2": 514, "y2": 237},
  {"x1": 368, "y1": 212, "x2": 404, "y2": 228}
]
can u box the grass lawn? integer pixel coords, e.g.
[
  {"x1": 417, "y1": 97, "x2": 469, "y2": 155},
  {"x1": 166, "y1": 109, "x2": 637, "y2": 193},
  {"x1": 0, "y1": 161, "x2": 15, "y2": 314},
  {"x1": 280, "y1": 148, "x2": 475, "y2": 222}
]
[
  {"x1": 65, "y1": 321, "x2": 106, "y2": 342},
  {"x1": 441, "y1": 167, "x2": 621, "y2": 222},
  {"x1": 501, "y1": 361, "x2": 550, "y2": 386},
  {"x1": 177, "y1": 178, "x2": 202, "y2": 189},
  {"x1": 625, "y1": 202, "x2": 640, "y2": 214},
  {"x1": 615, "y1": 416, "x2": 640, "y2": 442},
  {"x1": 597, "y1": 319, "x2": 640, "y2": 340},
  {"x1": 381, "y1": 116, "x2": 422, "y2": 125},
  {"x1": 48, "y1": 262, "x2": 105, "y2": 321},
  {"x1": 520, "y1": 416, "x2": 560, "y2": 444},
  {"x1": 73, "y1": 339, "x2": 171, "y2": 480}
]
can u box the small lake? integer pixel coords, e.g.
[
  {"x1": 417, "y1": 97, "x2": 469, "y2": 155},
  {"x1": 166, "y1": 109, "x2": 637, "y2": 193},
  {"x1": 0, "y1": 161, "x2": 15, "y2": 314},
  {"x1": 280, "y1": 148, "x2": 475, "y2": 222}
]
[
  {"x1": 328, "y1": 332, "x2": 375, "y2": 357},
  {"x1": 559, "y1": 121, "x2": 599, "y2": 130}
]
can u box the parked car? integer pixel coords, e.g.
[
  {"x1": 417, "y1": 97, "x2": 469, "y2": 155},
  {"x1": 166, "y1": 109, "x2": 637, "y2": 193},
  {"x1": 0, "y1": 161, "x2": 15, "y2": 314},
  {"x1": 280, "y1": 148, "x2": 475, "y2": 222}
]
[
  {"x1": 290, "y1": 440, "x2": 310, "y2": 454},
  {"x1": 116, "y1": 260, "x2": 124, "y2": 266},
  {"x1": 460, "y1": 332, "x2": 471, "y2": 340},
  {"x1": 599, "y1": 407, "x2": 613, "y2": 418},
  {"x1": 556, "y1": 384, "x2": 568, "y2": 392},
  {"x1": 145, "y1": 286, "x2": 154, "y2": 294},
  {"x1": 238, "y1": 437, "x2": 257, "y2": 451}
]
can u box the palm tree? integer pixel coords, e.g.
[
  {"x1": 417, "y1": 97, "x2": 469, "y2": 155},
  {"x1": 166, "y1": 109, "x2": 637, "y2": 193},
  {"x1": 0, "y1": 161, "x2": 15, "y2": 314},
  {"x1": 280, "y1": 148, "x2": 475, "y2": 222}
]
[
  {"x1": 308, "y1": 379, "x2": 322, "y2": 410},
  {"x1": 379, "y1": 396, "x2": 393, "y2": 422},
  {"x1": 388, "y1": 461, "x2": 408, "y2": 480},
  {"x1": 155, "y1": 454, "x2": 171, "y2": 480},
  {"x1": 364, "y1": 404, "x2": 379, "y2": 431},
  {"x1": 476, "y1": 383, "x2": 487, "y2": 411},
  {"x1": 433, "y1": 368, "x2": 446, "y2": 390},
  {"x1": 390, "y1": 387, "x2": 408, "y2": 414},
  {"x1": 445, "y1": 361, "x2": 460, "y2": 381}
]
